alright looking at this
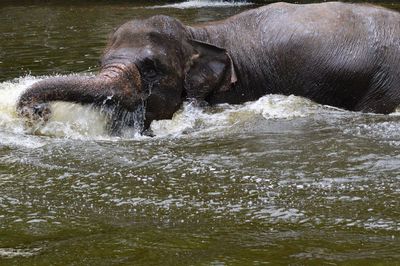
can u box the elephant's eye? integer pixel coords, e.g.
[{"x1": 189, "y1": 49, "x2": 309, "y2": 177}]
[
  {"x1": 146, "y1": 69, "x2": 157, "y2": 79},
  {"x1": 140, "y1": 59, "x2": 160, "y2": 81}
]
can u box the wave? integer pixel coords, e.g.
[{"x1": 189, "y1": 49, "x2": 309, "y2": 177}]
[
  {"x1": 150, "y1": 0, "x2": 252, "y2": 9},
  {"x1": 0, "y1": 75, "x2": 399, "y2": 145},
  {"x1": 0, "y1": 75, "x2": 109, "y2": 143},
  {"x1": 0, "y1": 75, "x2": 320, "y2": 141},
  {"x1": 0, "y1": 247, "x2": 41, "y2": 259},
  {"x1": 150, "y1": 94, "x2": 322, "y2": 138}
]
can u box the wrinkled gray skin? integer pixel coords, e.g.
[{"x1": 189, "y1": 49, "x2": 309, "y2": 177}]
[{"x1": 18, "y1": 2, "x2": 400, "y2": 133}]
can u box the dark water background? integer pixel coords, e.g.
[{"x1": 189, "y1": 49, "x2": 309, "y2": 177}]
[{"x1": 1, "y1": 1, "x2": 400, "y2": 265}]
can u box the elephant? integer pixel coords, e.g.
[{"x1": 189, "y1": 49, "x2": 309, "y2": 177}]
[{"x1": 17, "y1": 2, "x2": 400, "y2": 134}]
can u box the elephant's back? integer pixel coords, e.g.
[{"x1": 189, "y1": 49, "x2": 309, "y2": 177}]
[
  {"x1": 255, "y1": 2, "x2": 400, "y2": 46},
  {"x1": 227, "y1": 2, "x2": 400, "y2": 109},
  {"x1": 222, "y1": 2, "x2": 400, "y2": 79},
  {"x1": 253, "y1": 2, "x2": 400, "y2": 77}
]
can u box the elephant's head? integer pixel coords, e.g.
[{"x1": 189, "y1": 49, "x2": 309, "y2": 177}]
[{"x1": 17, "y1": 15, "x2": 236, "y2": 133}]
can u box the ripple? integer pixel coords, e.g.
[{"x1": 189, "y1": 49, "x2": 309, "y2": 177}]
[
  {"x1": 150, "y1": 0, "x2": 252, "y2": 9},
  {"x1": 0, "y1": 247, "x2": 41, "y2": 258}
]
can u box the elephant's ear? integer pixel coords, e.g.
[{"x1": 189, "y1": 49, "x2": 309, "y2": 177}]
[{"x1": 184, "y1": 40, "x2": 237, "y2": 101}]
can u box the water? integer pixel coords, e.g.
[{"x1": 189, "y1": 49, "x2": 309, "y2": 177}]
[
  {"x1": 1, "y1": 1, "x2": 400, "y2": 264},
  {"x1": 152, "y1": 0, "x2": 252, "y2": 9}
]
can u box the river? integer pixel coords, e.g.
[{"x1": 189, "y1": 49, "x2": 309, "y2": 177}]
[{"x1": 0, "y1": 1, "x2": 400, "y2": 264}]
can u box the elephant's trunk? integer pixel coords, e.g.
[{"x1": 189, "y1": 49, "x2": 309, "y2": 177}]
[{"x1": 17, "y1": 63, "x2": 142, "y2": 123}]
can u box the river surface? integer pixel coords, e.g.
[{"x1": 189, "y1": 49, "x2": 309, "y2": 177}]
[{"x1": 1, "y1": 1, "x2": 400, "y2": 265}]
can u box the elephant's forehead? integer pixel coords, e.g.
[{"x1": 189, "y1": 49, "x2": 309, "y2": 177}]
[
  {"x1": 112, "y1": 29, "x2": 170, "y2": 46},
  {"x1": 116, "y1": 16, "x2": 187, "y2": 41},
  {"x1": 135, "y1": 45, "x2": 164, "y2": 59},
  {"x1": 109, "y1": 29, "x2": 181, "y2": 59},
  {"x1": 105, "y1": 46, "x2": 169, "y2": 65}
]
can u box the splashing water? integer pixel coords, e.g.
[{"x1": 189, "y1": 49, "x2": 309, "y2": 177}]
[
  {"x1": 0, "y1": 248, "x2": 42, "y2": 259},
  {"x1": 104, "y1": 101, "x2": 147, "y2": 139},
  {"x1": 0, "y1": 76, "x2": 110, "y2": 140},
  {"x1": 0, "y1": 75, "x2": 321, "y2": 141},
  {"x1": 151, "y1": 95, "x2": 321, "y2": 137},
  {"x1": 1, "y1": 75, "x2": 400, "y2": 144}
]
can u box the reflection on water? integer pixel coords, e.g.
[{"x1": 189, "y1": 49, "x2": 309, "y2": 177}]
[{"x1": 1, "y1": 1, "x2": 400, "y2": 264}]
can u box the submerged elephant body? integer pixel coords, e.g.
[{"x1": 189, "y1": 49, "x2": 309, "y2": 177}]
[{"x1": 18, "y1": 2, "x2": 400, "y2": 132}]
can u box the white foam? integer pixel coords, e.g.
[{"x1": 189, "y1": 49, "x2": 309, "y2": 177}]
[
  {"x1": 151, "y1": 94, "x2": 320, "y2": 137},
  {"x1": 344, "y1": 121, "x2": 400, "y2": 146},
  {"x1": 37, "y1": 101, "x2": 108, "y2": 139},
  {"x1": 392, "y1": 106, "x2": 400, "y2": 115},
  {"x1": 0, "y1": 247, "x2": 41, "y2": 258},
  {"x1": 0, "y1": 75, "x2": 323, "y2": 140},
  {"x1": 0, "y1": 75, "x2": 110, "y2": 141},
  {"x1": 0, "y1": 76, "x2": 37, "y2": 134},
  {"x1": 5, "y1": 75, "x2": 398, "y2": 142},
  {"x1": 0, "y1": 131, "x2": 45, "y2": 149},
  {"x1": 151, "y1": 0, "x2": 252, "y2": 9},
  {"x1": 243, "y1": 94, "x2": 319, "y2": 119}
]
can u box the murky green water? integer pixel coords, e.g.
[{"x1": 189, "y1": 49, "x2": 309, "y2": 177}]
[{"x1": 1, "y1": 1, "x2": 400, "y2": 265}]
